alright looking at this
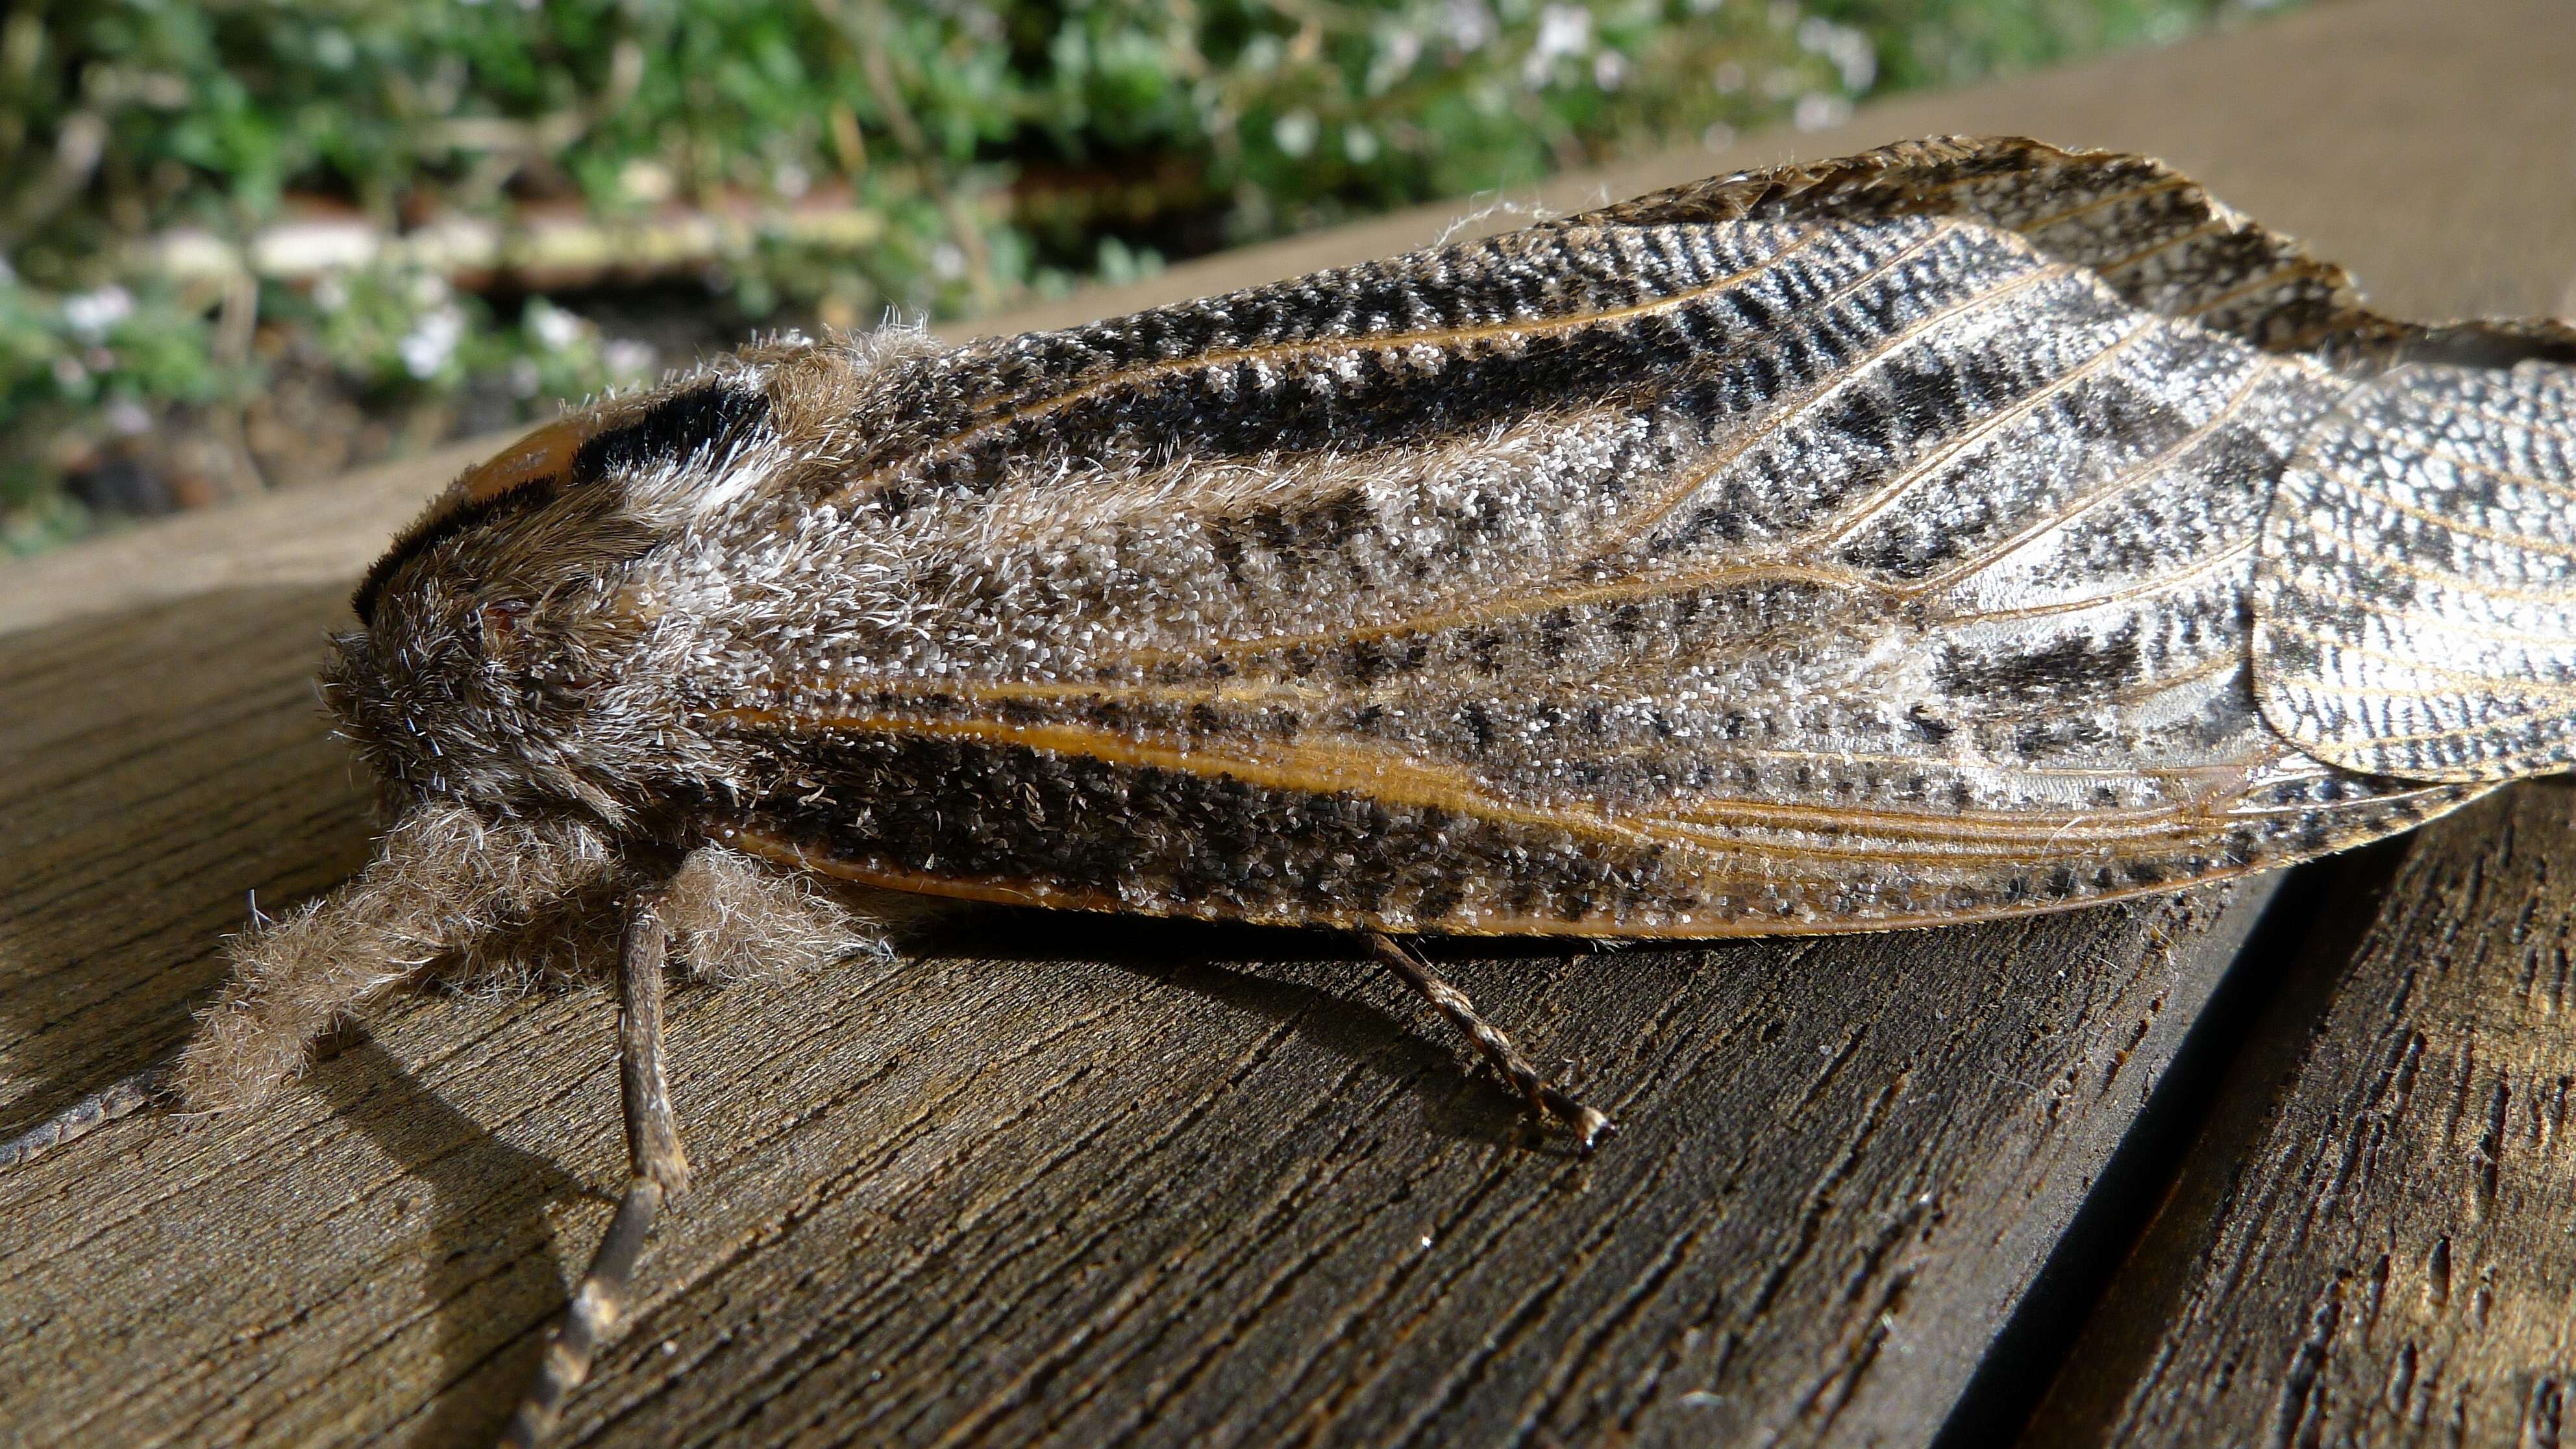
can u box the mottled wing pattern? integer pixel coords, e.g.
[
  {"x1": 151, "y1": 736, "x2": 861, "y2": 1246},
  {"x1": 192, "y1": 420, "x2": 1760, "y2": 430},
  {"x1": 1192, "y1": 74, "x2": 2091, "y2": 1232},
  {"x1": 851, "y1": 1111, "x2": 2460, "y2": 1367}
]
[
  {"x1": 1563, "y1": 135, "x2": 2576, "y2": 368},
  {"x1": 2257, "y1": 361, "x2": 2576, "y2": 780},
  {"x1": 1563, "y1": 137, "x2": 2383, "y2": 355},
  {"x1": 1574, "y1": 136, "x2": 2576, "y2": 381},
  {"x1": 702, "y1": 138, "x2": 2501, "y2": 937}
]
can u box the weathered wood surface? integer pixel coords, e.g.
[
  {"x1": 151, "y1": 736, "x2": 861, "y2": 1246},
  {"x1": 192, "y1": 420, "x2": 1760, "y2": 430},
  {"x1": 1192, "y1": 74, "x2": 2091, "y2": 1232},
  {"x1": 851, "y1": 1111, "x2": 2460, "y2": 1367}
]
[
  {"x1": 2, "y1": 1, "x2": 2572, "y2": 1444},
  {"x1": 2026, "y1": 787, "x2": 2576, "y2": 1446}
]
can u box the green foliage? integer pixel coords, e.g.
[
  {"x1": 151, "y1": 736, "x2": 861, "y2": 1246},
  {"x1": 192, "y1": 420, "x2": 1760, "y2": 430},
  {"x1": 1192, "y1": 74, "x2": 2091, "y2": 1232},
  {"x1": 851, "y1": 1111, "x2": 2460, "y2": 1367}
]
[
  {"x1": 1802, "y1": 0, "x2": 2284, "y2": 90},
  {"x1": 0, "y1": 0, "x2": 2294, "y2": 552}
]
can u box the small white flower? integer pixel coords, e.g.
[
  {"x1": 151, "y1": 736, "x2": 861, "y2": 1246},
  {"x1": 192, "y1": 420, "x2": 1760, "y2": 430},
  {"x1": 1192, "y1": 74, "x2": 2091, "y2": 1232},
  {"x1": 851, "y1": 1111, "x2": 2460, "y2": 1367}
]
[
  {"x1": 527, "y1": 299, "x2": 586, "y2": 352},
  {"x1": 1272, "y1": 110, "x2": 1320, "y2": 158},
  {"x1": 399, "y1": 304, "x2": 465, "y2": 379},
  {"x1": 106, "y1": 398, "x2": 153, "y2": 435},
  {"x1": 62, "y1": 285, "x2": 134, "y2": 342},
  {"x1": 1593, "y1": 51, "x2": 1628, "y2": 90},
  {"x1": 1443, "y1": 0, "x2": 1497, "y2": 53},
  {"x1": 1524, "y1": 6, "x2": 1593, "y2": 86},
  {"x1": 1797, "y1": 17, "x2": 1876, "y2": 92},
  {"x1": 509, "y1": 356, "x2": 541, "y2": 398},
  {"x1": 1368, "y1": 27, "x2": 1424, "y2": 93},
  {"x1": 1344, "y1": 125, "x2": 1381, "y2": 164}
]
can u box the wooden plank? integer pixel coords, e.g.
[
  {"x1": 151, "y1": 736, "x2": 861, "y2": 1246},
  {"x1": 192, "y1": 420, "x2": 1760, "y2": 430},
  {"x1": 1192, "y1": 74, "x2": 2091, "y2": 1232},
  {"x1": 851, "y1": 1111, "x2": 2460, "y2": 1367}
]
[
  {"x1": 2024, "y1": 787, "x2": 2576, "y2": 1447},
  {"x1": 1, "y1": 1, "x2": 2570, "y2": 1444}
]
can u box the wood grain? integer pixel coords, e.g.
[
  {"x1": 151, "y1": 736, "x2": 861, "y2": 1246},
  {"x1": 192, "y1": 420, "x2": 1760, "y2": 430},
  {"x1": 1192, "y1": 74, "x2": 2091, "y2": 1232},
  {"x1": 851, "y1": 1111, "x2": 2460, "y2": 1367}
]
[
  {"x1": 3, "y1": 1, "x2": 2571, "y2": 1444},
  {"x1": 2025, "y1": 787, "x2": 2576, "y2": 1448}
]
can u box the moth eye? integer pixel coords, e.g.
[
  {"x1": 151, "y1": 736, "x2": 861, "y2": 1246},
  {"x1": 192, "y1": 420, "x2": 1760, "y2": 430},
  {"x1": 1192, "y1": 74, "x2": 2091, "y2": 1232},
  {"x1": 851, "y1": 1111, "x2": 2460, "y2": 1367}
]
[{"x1": 479, "y1": 599, "x2": 534, "y2": 653}]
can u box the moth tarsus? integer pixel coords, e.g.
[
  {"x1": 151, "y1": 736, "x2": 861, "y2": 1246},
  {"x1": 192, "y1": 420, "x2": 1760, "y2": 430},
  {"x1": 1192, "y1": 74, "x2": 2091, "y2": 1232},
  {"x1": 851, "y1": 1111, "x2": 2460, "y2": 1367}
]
[
  {"x1": 10, "y1": 135, "x2": 2575, "y2": 1446},
  {"x1": 0, "y1": 1061, "x2": 177, "y2": 1172},
  {"x1": 1367, "y1": 932, "x2": 1616, "y2": 1152}
]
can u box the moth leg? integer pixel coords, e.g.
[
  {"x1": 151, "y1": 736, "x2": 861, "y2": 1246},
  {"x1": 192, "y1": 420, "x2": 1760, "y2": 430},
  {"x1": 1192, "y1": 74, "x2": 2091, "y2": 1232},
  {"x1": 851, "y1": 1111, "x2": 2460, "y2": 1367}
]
[
  {"x1": 1365, "y1": 932, "x2": 1615, "y2": 1151},
  {"x1": 502, "y1": 885, "x2": 691, "y2": 1449},
  {"x1": 182, "y1": 804, "x2": 618, "y2": 1111},
  {"x1": 0, "y1": 1061, "x2": 177, "y2": 1172}
]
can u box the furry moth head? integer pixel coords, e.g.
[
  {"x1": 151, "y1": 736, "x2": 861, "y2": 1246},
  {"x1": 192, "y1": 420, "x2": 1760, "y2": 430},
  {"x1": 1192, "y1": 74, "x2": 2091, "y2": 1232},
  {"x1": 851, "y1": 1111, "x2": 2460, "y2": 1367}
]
[{"x1": 330, "y1": 375, "x2": 781, "y2": 818}]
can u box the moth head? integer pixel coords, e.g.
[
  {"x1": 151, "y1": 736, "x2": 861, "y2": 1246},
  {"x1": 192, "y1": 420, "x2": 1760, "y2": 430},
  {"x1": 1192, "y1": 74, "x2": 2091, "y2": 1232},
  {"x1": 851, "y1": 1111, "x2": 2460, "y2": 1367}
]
[{"x1": 328, "y1": 371, "x2": 779, "y2": 817}]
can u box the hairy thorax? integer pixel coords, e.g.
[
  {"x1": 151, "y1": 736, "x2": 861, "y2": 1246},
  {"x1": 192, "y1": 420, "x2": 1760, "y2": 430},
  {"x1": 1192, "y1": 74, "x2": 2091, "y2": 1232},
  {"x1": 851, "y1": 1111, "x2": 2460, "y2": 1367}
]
[{"x1": 332, "y1": 374, "x2": 785, "y2": 821}]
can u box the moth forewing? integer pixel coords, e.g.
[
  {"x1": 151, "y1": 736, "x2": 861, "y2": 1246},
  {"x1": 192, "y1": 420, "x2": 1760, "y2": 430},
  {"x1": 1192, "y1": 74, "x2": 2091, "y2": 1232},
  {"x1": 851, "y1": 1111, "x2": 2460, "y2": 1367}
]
[
  {"x1": 699, "y1": 197, "x2": 2475, "y2": 935},
  {"x1": 9, "y1": 136, "x2": 2576, "y2": 1449}
]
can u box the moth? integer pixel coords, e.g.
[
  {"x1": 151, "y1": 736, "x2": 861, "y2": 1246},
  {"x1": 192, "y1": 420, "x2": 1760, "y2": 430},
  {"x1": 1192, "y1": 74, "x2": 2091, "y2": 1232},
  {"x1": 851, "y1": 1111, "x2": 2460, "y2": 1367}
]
[{"x1": 8, "y1": 135, "x2": 2576, "y2": 1444}]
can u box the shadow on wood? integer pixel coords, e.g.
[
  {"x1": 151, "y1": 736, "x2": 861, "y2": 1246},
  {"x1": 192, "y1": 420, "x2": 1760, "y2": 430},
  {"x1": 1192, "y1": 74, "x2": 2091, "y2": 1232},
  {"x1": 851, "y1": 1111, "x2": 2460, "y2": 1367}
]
[
  {"x1": 319, "y1": 1026, "x2": 590, "y2": 1449},
  {"x1": 0, "y1": 583, "x2": 377, "y2": 1127},
  {"x1": 2027, "y1": 787, "x2": 2576, "y2": 1448}
]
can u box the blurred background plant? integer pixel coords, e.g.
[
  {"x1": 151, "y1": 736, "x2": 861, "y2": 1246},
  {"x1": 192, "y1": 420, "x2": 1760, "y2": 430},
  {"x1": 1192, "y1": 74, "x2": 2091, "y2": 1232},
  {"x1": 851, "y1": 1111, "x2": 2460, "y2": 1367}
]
[{"x1": 0, "y1": 0, "x2": 2294, "y2": 554}]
